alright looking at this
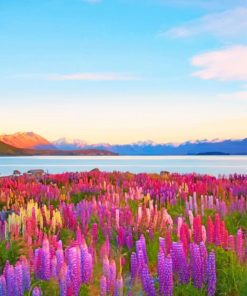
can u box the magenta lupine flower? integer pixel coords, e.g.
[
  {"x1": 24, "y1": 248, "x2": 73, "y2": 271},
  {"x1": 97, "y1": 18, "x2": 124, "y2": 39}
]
[
  {"x1": 206, "y1": 252, "x2": 216, "y2": 296},
  {"x1": 207, "y1": 216, "x2": 214, "y2": 244},
  {"x1": 0, "y1": 275, "x2": 7, "y2": 296},
  {"x1": 130, "y1": 252, "x2": 138, "y2": 281},
  {"x1": 92, "y1": 223, "x2": 98, "y2": 243},
  {"x1": 34, "y1": 249, "x2": 42, "y2": 279},
  {"x1": 228, "y1": 235, "x2": 235, "y2": 251},
  {"x1": 193, "y1": 215, "x2": 202, "y2": 244},
  {"x1": 190, "y1": 243, "x2": 203, "y2": 289},
  {"x1": 236, "y1": 229, "x2": 243, "y2": 260},
  {"x1": 32, "y1": 287, "x2": 42, "y2": 296},
  {"x1": 164, "y1": 255, "x2": 173, "y2": 296},
  {"x1": 214, "y1": 214, "x2": 221, "y2": 246},
  {"x1": 51, "y1": 256, "x2": 57, "y2": 278},
  {"x1": 58, "y1": 263, "x2": 68, "y2": 296},
  {"x1": 68, "y1": 247, "x2": 81, "y2": 295},
  {"x1": 100, "y1": 275, "x2": 107, "y2": 296},
  {"x1": 159, "y1": 237, "x2": 165, "y2": 253}
]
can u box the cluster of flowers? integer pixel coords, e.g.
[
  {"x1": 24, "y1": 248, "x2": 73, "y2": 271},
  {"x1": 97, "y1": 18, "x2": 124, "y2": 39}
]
[{"x1": 0, "y1": 171, "x2": 246, "y2": 295}]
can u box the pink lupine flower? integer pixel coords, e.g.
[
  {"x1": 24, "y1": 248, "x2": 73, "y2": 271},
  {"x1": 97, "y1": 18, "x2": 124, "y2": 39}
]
[{"x1": 100, "y1": 275, "x2": 107, "y2": 296}]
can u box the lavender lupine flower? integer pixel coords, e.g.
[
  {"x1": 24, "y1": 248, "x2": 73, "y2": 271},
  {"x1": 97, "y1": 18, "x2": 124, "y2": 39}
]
[
  {"x1": 84, "y1": 251, "x2": 93, "y2": 283},
  {"x1": 200, "y1": 242, "x2": 208, "y2": 283},
  {"x1": 32, "y1": 287, "x2": 42, "y2": 296},
  {"x1": 130, "y1": 252, "x2": 138, "y2": 281},
  {"x1": 114, "y1": 276, "x2": 123, "y2": 296},
  {"x1": 0, "y1": 275, "x2": 7, "y2": 296},
  {"x1": 51, "y1": 256, "x2": 57, "y2": 278},
  {"x1": 56, "y1": 240, "x2": 64, "y2": 275},
  {"x1": 141, "y1": 265, "x2": 156, "y2": 296},
  {"x1": 164, "y1": 256, "x2": 173, "y2": 296},
  {"x1": 100, "y1": 275, "x2": 107, "y2": 296},
  {"x1": 5, "y1": 264, "x2": 15, "y2": 296},
  {"x1": 68, "y1": 247, "x2": 81, "y2": 295},
  {"x1": 109, "y1": 260, "x2": 116, "y2": 292},
  {"x1": 20, "y1": 257, "x2": 31, "y2": 292},
  {"x1": 190, "y1": 243, "x2": 203, "y2": 289},
  {"x1": 58, "y1": 263, "x2": 68, "y2": 296},
  {"x1": 102, "y1": 257, "x2": 110, "y2": 292},
  {"x1": 174, "y1": 242, "x2": 189, "y2": 284},
  {"x1": 206, "y1": 252, "x2": 216, "y2": 296},
  {"x1": 158, "y1": 251, "x2": 165, "y2": 294},
  {"x1": 14, "y1": 261, "x2": 23, "y2": 296},
  {"x1": 41, "y1": 238, "x2": 51, "y2": 280}
]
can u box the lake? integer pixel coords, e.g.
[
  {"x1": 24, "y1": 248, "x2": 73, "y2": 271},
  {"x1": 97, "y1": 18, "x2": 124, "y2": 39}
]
[{"x1": 0, "y1": 156, "x2": 246, "y2": 177}]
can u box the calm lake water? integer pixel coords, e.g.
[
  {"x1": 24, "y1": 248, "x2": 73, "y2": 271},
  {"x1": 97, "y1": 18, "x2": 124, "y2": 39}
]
[{"x1": 0, "y1": 156, "x2": 246, "y2": 177}]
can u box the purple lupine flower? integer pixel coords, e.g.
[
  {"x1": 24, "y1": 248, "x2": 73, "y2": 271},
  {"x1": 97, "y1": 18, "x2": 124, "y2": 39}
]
[
  {"x1": 14, "y1": 261, "x2": 23, "y2": 296},
  {"x1": 158, "y1": 251, "x2": 165, "y2": 294},
  {"x1": 164, "y1": 256, "x2": 173, "y2": 296},
  {"x1": 41, "y1": 238, "x2": 51, "y2": 280},
  {"x1": 5, "y1": 264, "x2": 15, "y2": 296},
  {"x1": 130, "y1": 252, "x2": 138, "y2": 281},
  {"x1": 32, "y1": 287, "x2": 42, "y2": 296},
  {"x1": 199, "y1": 242, "x2": 208, "y2": 283},
  {"x1": 102, "y1": 257, "x2": 110, "y2": 292},
  {"x1": 173, "y1": 242, "x2": 189, "y2": 284},
  {"x1": 206, "y1": 252, "x2": 216, "y2": 296},
  {"x1": 140, "y1": 235, "x2": 148, "y2": 264},
  {"x1": 68, "y1": 246, "x2": 81, "y2": 295},
  {"x1": 0, "y1": 275, "x2": 7, "y2": 296},
  {"x1": 84, "y1": 251, "x2": 93, "y2": 283},
  {"x1": 20, "y1": 257, "x2": 31, "y2": 292},
  {"x1": 190, "y1": 243, "x2": 203, "y2": 289},
  {"x1": 109, "y1": 260, "x2": 116, "y2": 292}
]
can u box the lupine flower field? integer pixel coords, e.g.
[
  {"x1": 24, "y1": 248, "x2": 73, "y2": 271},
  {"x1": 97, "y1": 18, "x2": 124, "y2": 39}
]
[{"x1": 0, "y1": 171, "x2": 247, "y2": 295}]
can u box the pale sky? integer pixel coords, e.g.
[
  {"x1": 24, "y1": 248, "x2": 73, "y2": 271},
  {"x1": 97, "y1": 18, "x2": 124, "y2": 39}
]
[{"x1": 0, "y1": 0, "x2": 247, "y2": 144}]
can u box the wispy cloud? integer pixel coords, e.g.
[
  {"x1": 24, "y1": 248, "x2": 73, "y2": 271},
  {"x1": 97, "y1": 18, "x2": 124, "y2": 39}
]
[
  {"x1": 191, "y1": 45, "x2": 247, "y2": 81},
  {"x1": 46, "y1": 72, "x2": 138, "y2": 81},
  {"x1": 217, "y1": 91, "x2": 247, "y2": 101},
  {"x1": 163, "y1": 7, "x2": 247, "y2": 39}
]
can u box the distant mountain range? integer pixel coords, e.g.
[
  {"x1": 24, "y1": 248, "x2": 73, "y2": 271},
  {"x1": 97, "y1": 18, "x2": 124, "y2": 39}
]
[
  {"x1": 0, "y1": 132, "x2": 246, "y2": 155},
  {"x1": 0, "y1": 132, "x2": 55, "y2": 150},
  {"x1": 53, "y1": 137, "x2": 247, "y2": 155},
  {"x1": 0, "y1": 133, "x2": 116, "y2": 156}
]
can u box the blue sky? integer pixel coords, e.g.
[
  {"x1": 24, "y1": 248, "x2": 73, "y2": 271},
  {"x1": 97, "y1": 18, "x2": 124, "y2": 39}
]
[{"x1": 0, "y1": 0, "x2": 247, "y2": 144}]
